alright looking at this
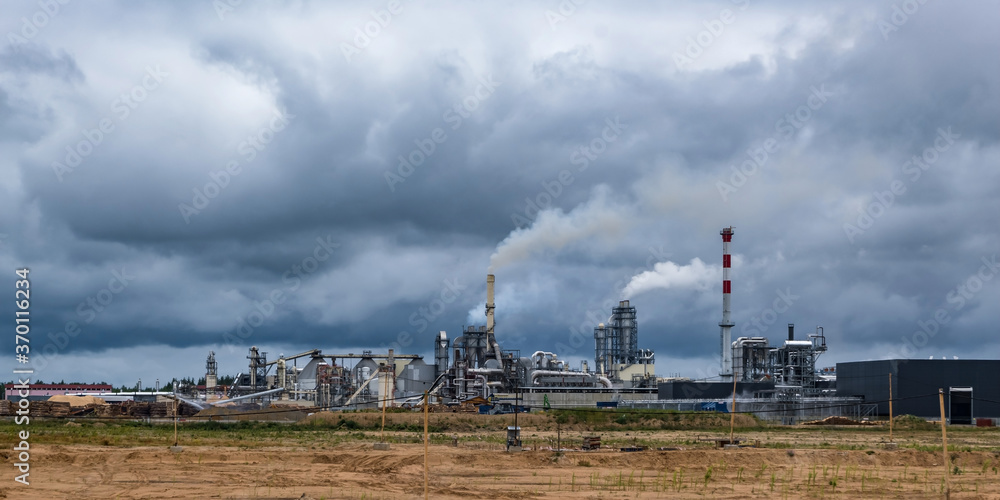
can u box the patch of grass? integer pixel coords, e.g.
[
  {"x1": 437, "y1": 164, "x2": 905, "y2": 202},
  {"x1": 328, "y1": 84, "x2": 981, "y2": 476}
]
[{"x1": 550, "y1": 408, "x2": 762, "y2": 431}]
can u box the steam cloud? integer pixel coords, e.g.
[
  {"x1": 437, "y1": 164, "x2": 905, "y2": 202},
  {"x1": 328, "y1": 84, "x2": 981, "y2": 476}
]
[{"x1": 622, "y1": 256, "x2": 738, "y2": 299}]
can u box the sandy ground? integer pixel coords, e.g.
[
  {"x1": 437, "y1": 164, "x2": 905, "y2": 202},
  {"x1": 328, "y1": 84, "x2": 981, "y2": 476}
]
[{"x1": 3, "y1": 439, "x2": 1000, "y2": 499}]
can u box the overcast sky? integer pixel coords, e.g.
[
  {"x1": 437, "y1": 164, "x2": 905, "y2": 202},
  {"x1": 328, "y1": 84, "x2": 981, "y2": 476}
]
[{"x1": 2, "y1": 1, "x2": 998, "y2": 387}]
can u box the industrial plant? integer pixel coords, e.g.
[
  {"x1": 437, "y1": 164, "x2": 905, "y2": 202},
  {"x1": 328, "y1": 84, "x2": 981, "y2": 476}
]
[
  {"x1": 138, "y1": 227, "x2": 986, "y2": 423},
  {"x1": 179, "y1": 271, "x2": 660, "y2": 412},
  {"x1": 10, "y1": 227, "x2": 997, "y2": 425}
]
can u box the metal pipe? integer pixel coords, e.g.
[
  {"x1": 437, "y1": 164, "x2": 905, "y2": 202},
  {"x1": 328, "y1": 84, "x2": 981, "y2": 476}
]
[
  {"x1": 530, "y1": 370, "x2": 612, "y2": 388},
  {"x1": 211, "y1": 387, "x2": 284, "y2": 406},
  {"x1": 475, "y1": 375, "x2": 488, "y2": 398},
  {"x1": 531, "y1": 351, "x2": 555, "y2": 369},
  {"x1": 467, "y1": 368, "x2": 503, "y2": 374},
  {"x1": 492, "y1": 342, "x2": 503, "y2": 364}
]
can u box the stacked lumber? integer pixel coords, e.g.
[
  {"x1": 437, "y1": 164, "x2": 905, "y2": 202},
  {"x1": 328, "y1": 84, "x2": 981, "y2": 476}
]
[
  {"x1": 93, "y1": 404, "x2": 124, "y2": 417},
  {"x1": 149, "y1": 402, "x2": 172, "y2": 418},
  {"x1": 178, "y1": 402, "x2": 200, "y2": 417}
]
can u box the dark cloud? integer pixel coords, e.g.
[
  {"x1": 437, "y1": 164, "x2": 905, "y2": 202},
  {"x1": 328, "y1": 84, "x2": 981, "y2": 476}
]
[{"x1": 2, "y1": 1, "x2": 998, "y2": 385}]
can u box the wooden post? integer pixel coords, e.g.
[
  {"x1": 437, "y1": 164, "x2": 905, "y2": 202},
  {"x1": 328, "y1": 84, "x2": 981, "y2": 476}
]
[
  {"x1": 939, "y1": 388, "x2": 950, "y2": 499},
  {"x1": 173, "y1": 396, "x2": 178, "y2": 446},
  {"x1": 380, "y1": 367, "x2": 387, "y2": 443},
  {"x1": 424, "y1": 390, "x2": 429, "y2": 500},
  {"x1": 514, "y1": 388, "x2": 519, "y2": 445},
  {"x1": 888, "y1": 373, "x2": 893, "y2": 443},
  {"x1": 730, "y1": 375, "x2": 737, "y2": 444}
]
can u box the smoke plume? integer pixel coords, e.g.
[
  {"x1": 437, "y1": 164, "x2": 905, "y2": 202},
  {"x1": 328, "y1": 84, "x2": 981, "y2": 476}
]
[
  {"x1": 622, "y1": 257, "x2": 730, "y2": 299},
  {"x1": 489, "y1": 187, "x2": 629, "y2": 271}
]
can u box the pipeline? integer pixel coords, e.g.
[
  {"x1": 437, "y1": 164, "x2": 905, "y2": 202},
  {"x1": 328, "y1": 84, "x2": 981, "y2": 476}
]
[
  {"x1": 475, "y1": 374, "x2": 488, "y2": 398},
  {"x1": 530, "y1": 370, "x2": 612, "y2": 388},
  {"x1": 531, "y1": 351, "x2": 556, "y2": 369},
  {"x1": 467, "y1": 368, "x2": 503, "y2": 375}
]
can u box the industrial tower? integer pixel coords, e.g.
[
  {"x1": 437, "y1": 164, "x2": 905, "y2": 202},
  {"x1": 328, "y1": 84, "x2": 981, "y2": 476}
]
[
  {"x1": 719, "y1": 227, "x2": 734, "y2": 380},
  {"x1": 205, "y1": 351, "x2": 218, "y2": 392}
]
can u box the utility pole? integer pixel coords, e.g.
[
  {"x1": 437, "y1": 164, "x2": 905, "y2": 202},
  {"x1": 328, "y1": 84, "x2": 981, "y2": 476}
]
[
  {"x1": 939, "y1": 388, "x2": 950, "y2": 499},
  {"x1": 380, "y1": 366, "x2": 388, "y2": 443},
  {"x1": 730, "y1": 375, "x2": 737, "y2": 444},
  {"x1": 423, "y1": 390, "x2": 429, "y2": 500},
  {"x1": 513, "y1": 387, "x2": 519, "y2": 443},
  {"x1": 888, "y1": 373, "x2": 893, "y2": 443},
  {"x1": 169, "y1": 378, "x2": 181, "y2": 452},
  {"x1": 557, "y1": 420, "x2": 561, "y2": 453}
]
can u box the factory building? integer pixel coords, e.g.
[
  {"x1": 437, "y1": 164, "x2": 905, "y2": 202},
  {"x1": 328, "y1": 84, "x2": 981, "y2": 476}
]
[
  {"x1": 593, "y1": 300, "x2": 656, "y2": 386},
  {"x1": 836, "y1": 359, "x2": 1000, "y2": 423},
  {"x1": 201, "y1": 271, "x2": 660, "y2": 409},
  {"x1": 3, "y1": 383, "x2": 112, "y2": 401}
]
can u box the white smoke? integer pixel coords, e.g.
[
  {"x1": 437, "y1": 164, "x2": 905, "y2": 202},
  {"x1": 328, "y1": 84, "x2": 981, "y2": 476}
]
[
  {"x1": 622, "y1": 256, "x2": 738, "y2": 299},
  {"x1": 489, "y1": 187, "x2": 629, "y2": 271}
]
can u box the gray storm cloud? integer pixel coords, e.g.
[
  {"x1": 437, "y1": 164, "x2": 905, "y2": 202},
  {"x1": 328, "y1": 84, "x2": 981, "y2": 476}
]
[{"x1": 1, "y1": 1, "x2": 998, "y2": 386}]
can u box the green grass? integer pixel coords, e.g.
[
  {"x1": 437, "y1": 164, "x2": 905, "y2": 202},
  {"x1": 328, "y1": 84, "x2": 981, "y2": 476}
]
[{"x1": 550, "y1": 408, "x2": 762, "y2": 430}]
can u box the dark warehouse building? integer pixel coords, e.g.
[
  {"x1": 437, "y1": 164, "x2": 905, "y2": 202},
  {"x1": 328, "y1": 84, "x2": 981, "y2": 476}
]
[
  {"x1": 657, "y1": 380, "x2": 775, "y2": 399},
  {"x1": 836, "y1": 359, "x2": 1000, "y2": 423}
]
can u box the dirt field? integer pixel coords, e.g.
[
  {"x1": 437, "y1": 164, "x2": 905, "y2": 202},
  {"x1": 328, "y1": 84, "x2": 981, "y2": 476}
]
[
  {"x1": 1, "y1": 416, "x2": 998, "y2": 499},
  {"x1": 4, "y1": 441, "x2": 1000, "y2": 499}
]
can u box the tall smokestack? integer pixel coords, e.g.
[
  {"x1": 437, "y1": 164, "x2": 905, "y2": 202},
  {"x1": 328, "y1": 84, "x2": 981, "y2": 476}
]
[
  {"x1": 788, "y1": 323, "x2": 794, "y2": 342},
  {"x1": 719, "y1": 227, "x2": 734, "y2": 380},
  {"x1": 486, "y1": 274, "x2": 495, "y2": 338}
]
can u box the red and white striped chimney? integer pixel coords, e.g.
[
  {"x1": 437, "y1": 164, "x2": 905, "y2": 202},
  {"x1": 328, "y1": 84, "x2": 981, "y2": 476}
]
[{"x1": 720, "y1": 227, "x2": 734, "y2": 380}]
